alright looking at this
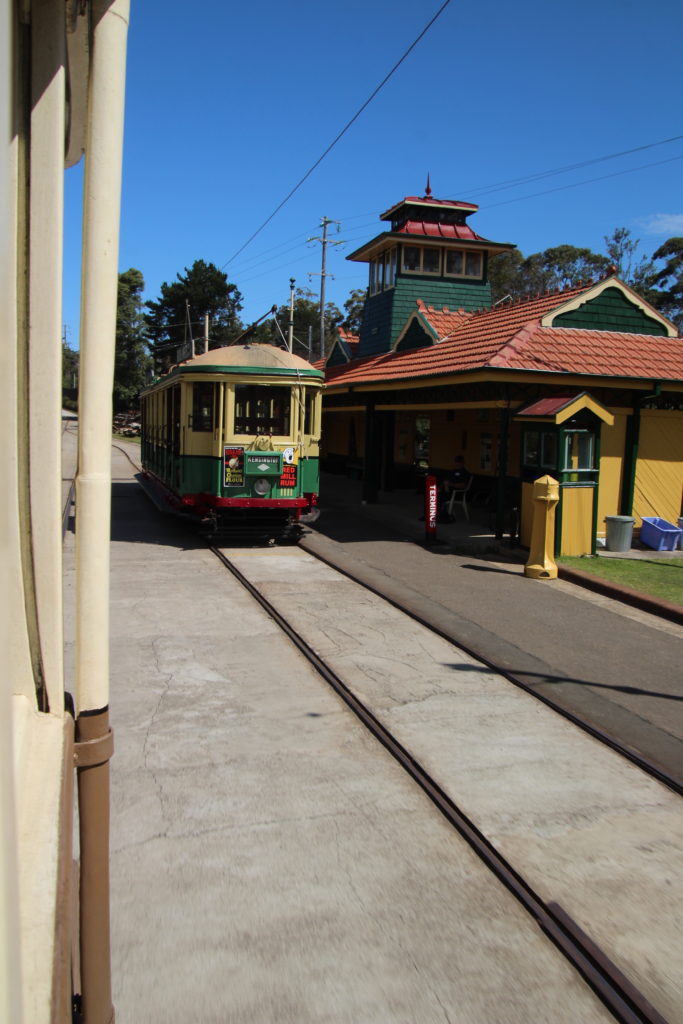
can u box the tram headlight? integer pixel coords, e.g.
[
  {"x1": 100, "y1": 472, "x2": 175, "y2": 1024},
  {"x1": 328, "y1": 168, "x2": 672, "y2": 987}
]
[{"x1": 254, "y1": 477, "x2": 271, "y2": 496}]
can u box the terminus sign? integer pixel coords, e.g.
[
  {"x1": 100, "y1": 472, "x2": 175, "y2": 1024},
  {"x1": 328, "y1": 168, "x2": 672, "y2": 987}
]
[{"x1": 425, "y1": 475, "x2": 438, "y2": 545}]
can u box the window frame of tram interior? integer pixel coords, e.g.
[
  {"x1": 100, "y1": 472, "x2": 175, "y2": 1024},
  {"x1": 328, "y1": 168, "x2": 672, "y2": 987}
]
[{"x1": 183, "y1": 379, "x2": 322, "y2": 443}]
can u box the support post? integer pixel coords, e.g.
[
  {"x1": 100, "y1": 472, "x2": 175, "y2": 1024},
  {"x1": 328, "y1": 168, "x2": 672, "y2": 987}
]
[{"x1": 75, "y1": 2, "x2": 130, "y2": 1021}]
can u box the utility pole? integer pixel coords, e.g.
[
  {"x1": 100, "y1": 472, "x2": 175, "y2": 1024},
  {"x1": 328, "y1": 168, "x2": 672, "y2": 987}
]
[
  {"x1": 287, "y1": 278, "x2": 295, "y2": 353},
  {"x1": 308, "y1": 216, "x2": 343, "y2": 361}
]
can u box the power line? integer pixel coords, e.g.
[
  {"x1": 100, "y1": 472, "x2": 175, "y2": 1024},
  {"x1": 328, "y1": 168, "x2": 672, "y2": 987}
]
[
  {"x1": 452, "y1": 133, "x2": 683, "y2": 201},
  {"x1": 222, "y1": 0, "x2": 453, "y2": 267},
  {"x1": 225, "y1": 133, "x2": 683, "y2": 281},
  {"x1": 228, "y1": 137, "x2": 683, "y2": 308},
  {"x1": 485, "y1": 152, "x2": 683, "y2": 211}
]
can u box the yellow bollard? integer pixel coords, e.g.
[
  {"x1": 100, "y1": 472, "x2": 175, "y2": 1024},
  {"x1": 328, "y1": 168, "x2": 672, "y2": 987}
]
[{"x1": 525, "y1": 474, "x2": 559, "y2": 580}]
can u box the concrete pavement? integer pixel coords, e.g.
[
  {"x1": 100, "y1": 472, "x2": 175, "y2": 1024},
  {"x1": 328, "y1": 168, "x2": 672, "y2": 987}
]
[
  {"x1": 305, "y1": 474, "x2": 683, "y2": 782},
  {"x1": 62, "y1": 446, "x2": 620, "y2": 1022}
]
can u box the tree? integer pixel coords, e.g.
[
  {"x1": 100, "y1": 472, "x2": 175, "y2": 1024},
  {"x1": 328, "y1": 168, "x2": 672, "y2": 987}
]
[
  {"x1": 252, "y1": 287, "x2": 342, "y2": 359},
  {"x1": 523, "y1": 245, "x2": 611, "y2": 294},
  {"x1": 603, "y1": 227, "x2": 654, "y2": 289},
  {"x1": 342, "y1": 288, "x2": 367, "y2": 334},
  {"x1": 114, "y1": 268, "x2": 151, "y2": 411},
  {"x1": 62, "y1": 337, "x2": 79, "y2": 411},
  {"x1": 488, "y1": 249, "x2": 525, "y2": 305},
  {"x1": 644, "y1": 237, "x2": 683, "y2": 330},
  {"x1": 144, "y1": 259, "x2": 243, "y2": 359},
  {"x1": 489, "y1": 244, "x2": 610, "y2": 304}
]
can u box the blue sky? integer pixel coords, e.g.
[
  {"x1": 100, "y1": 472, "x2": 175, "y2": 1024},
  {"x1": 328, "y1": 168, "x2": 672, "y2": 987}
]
[{"x1": 62, "y1": 0, "x2": 683, "y2": 347}]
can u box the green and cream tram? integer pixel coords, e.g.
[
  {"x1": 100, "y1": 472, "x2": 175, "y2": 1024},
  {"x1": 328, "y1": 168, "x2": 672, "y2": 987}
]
[{"x1": 140, "y1": 343, "x2": 324, "y2": 540}]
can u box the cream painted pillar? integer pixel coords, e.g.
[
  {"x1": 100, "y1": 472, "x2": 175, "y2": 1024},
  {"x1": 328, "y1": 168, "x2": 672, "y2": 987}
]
[
  {"x1": 0, "y1": 3, "x2": 26, "y2": 1019},
  {"x1": 75, "y1": 4, "x2": 130, "y2": 1022},
  {"x1": 30, "y1": 0, "x2": 66, "y2": 713},
  {"x1": 75, "y1": 0, "x2": 130, "y2": 718}
]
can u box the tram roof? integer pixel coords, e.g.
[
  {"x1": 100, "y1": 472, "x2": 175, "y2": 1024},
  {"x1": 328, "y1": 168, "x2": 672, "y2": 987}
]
[{"x1": 149, "y1": 343, "x2": 324, "y2": 388}]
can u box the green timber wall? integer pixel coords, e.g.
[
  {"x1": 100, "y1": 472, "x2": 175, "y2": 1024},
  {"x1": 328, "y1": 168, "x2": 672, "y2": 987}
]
[
  {"x1": 360, "y1": 274, "x2": 491, "y2": 357},
  {"x1": 553, "y1": 287, "x2": 668, "y2": 335}
]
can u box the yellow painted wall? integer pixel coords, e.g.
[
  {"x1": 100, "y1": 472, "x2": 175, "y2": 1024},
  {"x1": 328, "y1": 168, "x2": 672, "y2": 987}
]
[
  {"x1": 321, "y1": 411, "x2": 349, "y2": 456},
  {"x1": 595, "y1": 413, "x2": 627, "y2": 539},
  {"x1": 321, "y1": 410, "x2": 365, "y2": 459},
  {"x1": 560, "y1": 486, "x2": 594, "y2": 555},
  {"x1": 428, "y1": 408, "x2": 500, "y2": 475},
  {"x1": 634, "y1": 410, "x2": 683, "y2": 526}
]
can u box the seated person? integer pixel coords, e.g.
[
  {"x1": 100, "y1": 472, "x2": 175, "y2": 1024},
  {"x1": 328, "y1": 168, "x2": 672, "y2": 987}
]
[{"x1": 440, "y1": 456, "x2": 471, "y2": 504}]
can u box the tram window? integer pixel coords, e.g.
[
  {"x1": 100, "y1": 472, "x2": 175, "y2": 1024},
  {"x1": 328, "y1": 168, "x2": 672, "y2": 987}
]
[
  {"x1": 234, "y1": 385, "x2": 291, "y2": 435},
  {"x1": 304, "y1": 390, "x2": 316, "y2": 434},
  {"x1": 192, "y1": 382, "x2": 215, "y2": 432}
]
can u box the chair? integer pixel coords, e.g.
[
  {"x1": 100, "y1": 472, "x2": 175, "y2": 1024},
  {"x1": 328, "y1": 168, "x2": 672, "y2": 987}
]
[{"x1": 446, "y1": 475, "x2": 472, "y2": 521}]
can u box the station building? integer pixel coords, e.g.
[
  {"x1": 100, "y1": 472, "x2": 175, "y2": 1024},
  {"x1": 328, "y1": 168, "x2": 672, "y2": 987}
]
[{"x1": 320, "y1": 186, "x2": 683, "y2": 555}]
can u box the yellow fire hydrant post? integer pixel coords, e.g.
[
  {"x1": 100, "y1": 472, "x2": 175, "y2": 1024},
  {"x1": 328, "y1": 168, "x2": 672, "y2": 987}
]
[{"x1": 525, "y1": 474, "x2": 560, "y2": 580}]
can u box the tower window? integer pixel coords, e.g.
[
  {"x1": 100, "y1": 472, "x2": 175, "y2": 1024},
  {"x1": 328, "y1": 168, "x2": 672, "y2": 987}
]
[
  {"x1": 369, "y1": 249, "x2": 397, "y2": 294},
  {"x1": 401, "y1": 245, "x2": 441, "y2": 275},
  {"x1": 445, "y1": 249, "x2": 483, "y2": 279}
]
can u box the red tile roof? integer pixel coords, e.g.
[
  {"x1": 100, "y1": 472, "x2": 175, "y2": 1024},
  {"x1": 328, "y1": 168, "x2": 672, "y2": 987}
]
[
  {"x1": 415, "y1": 301, "x2": 472, "y2": 338},
  {"x1": 337, "y1": 327, "x2": 360, "y2": 351},
  {"x1": 325, "y1": 284, "x2": 683, "y2": 388},
  {"x1": 396, "y1": 221, "x2": 483, "y2": 241}
]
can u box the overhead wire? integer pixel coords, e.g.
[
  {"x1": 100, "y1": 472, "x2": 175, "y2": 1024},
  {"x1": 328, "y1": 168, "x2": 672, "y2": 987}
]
[
  {"x1": 228, "y1": 134, "x2": 683, "y2": 312},
  {"x1": 484, "y1": 152, "x2": 683, "y2": 210},
  {"x1": 228, "y1": 132, "x2": 683, "y2": 282},
  {"x1": 222, "y1": 0, "x2": 453, "y2": 268}
]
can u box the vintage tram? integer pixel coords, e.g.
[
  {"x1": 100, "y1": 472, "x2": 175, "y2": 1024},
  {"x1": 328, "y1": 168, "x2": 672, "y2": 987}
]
[{"x1": 140, "y1": 343, "x2": 324, "y2": 540}]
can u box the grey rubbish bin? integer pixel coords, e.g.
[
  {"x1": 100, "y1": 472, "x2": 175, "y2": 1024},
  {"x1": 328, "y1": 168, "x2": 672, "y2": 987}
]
[{"x1": 604, "y1": 515, "x2": 635, "y2": 552}]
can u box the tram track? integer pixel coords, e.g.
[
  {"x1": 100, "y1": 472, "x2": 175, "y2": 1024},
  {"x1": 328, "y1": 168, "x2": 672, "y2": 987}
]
[
  {"x1": 117, "y1": 429, "x2": 681, "y2": 798},
  {"x1": 210, "y1": 542, "x2": 671, "y2": 1024},
  {"x1": 110, "y1": 438, "x2": 678, "y2": 1022},
  {"x1": 299, "y1": 539, "x2": 683, "y2": 800}
]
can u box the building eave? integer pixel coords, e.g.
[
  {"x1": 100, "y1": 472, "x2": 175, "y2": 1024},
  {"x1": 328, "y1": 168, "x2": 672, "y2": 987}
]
[{"x1": 347, "y1": 232, "x2": 515, "y2": 264}]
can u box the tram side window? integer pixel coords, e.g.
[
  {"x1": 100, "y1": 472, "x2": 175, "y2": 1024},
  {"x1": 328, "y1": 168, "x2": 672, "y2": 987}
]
[
  {"x1": 192, "y1": 382, "x2": 215, "y2": 432},
  {"x1": 304, "y1": 390, "x2": 317, "y2": 434},
  {"x1": 234, "y1": 385, "x2": 291, "y2": 435}
]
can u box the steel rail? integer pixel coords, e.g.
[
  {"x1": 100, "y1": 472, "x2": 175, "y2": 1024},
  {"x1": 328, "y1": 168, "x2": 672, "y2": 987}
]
[
  {"x1": 115, "y1": 435, "x2": 680, "y2": 795},
  {"x1": 119, "y1": 430, "x2": 681, "y2": 798},
  {"x1": 210, "y1": 544, "x2": 670, "y2": 1024},
  {"x1": 300, "y1": 541, "x2": 683, "y2": 798}
]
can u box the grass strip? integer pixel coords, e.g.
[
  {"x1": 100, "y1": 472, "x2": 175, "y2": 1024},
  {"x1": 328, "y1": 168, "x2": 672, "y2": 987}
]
[{"x1": 557, "y1": 555, "x2": 683, "y2": 608}]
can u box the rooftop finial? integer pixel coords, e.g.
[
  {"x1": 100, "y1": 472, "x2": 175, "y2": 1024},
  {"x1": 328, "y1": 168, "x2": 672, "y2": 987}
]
[{"x1": 424, "y1": 173, "x2": 432, "y2": 198}]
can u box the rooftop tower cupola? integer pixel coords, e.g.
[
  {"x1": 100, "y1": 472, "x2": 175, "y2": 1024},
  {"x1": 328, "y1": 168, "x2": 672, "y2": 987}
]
[{"x1": 347, "y1": 181, "x2": 514, "y2": 358}]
